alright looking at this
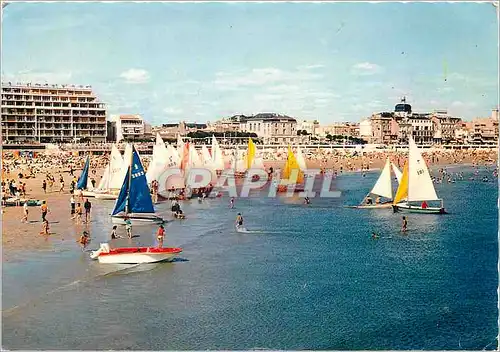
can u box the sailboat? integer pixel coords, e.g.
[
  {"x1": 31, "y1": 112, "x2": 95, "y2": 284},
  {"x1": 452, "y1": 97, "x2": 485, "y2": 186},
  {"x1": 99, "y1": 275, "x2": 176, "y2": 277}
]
[
  {"x1": 211, "y1": 135, "x2": 225, "y2": 174},
  {"x1": 392, "y1": 136, "x2": 446, "y2": 214},
  {"x1": 111, "y1": 145, "x2": 165, "y2": 225},
  {"x1": 76, "y1": 156, "x2": 95, "y2": 197},
  {"x1": 277, "y1": 146, "x2": 305, "y2": 193},
  {"x1": 94, "y1": 144, "x2": 124, "y2": 200},
  {"x1": 350, "y1": 158, "x2": 402, "y2": 209}
]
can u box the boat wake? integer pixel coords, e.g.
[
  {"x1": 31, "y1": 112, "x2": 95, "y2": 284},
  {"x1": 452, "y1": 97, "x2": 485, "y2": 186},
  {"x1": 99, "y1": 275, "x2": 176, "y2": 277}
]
[{"x1": 2, "y1": 262, "x2": 161, "y2": 317}]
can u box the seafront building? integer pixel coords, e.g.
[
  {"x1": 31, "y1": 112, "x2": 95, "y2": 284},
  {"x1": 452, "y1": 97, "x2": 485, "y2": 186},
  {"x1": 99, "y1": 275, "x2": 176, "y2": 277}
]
[
  {"x1": 238, "y1": 113, "x2": 298, "y2": 144},
  {"x1": 369, "y1": 98, "x2": 465, "y2": 145},
  {"x1": 1, "y1": 82, "x2": 107, "y2": 143},
  {"x1": 109, "y1": 114, "x2": 152, "y2": 142}
]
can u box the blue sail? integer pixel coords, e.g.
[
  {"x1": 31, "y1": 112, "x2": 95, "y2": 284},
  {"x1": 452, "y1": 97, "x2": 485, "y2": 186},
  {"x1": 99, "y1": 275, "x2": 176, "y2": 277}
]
[
  {"x1": 112, "y1": 146, "x2": 155, "y2": 216},
  {"x1": 77, "y1": 156, "x2": 90, "y2": 190},
  {"x1": 128, "y1": 146, "x2": 155, "y2": 214},
  {"x1": 111, "y1": 167, "x2": 129, "y2": 216}
]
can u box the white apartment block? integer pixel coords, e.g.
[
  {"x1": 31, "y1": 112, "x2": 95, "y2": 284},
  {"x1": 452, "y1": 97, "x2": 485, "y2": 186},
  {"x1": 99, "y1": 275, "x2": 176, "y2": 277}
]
[
  {"x1": 1, "y1": 82, "x2": 107, "y2": 143},
  {"x1": 239, "y1": 113, "x2": 298, "y2": 144},
  {"x1": 297, "y1": 120, "x2": 319, "y2": 135},
  {"x1": 110, "y1": 114, "x2": 152, "y2": 142}
]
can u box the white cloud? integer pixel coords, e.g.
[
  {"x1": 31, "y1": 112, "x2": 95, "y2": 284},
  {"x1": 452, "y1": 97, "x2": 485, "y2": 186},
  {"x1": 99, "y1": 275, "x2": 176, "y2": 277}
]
[
  {"x1": 351, "y1": 62, "x2": 382, "y2": 75},
  {"x1": 213, "y1": 67, "x2": 322, "y2": 91},
  {"x1": 120, "y1": 68, "x2": 150, "y2": 84},
  {"x1": 298, "y1": 64, "x2": 325, "y2": 70},
  {"x1": 163, "y1": 107, "x2": 183, "y2": 115}
]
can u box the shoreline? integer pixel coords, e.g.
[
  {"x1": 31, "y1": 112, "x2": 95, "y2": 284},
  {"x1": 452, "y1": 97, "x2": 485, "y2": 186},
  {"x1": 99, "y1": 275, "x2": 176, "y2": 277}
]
[{"x1": 2, "y1": 161, "x2": 497, "y2": 258}]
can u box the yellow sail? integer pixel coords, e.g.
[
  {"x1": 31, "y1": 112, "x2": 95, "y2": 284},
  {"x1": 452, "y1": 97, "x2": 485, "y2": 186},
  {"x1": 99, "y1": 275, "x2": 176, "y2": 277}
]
[
  {"x1": 246, "y1": 137, "x2": 256, "y2": 169},
  {"x1": 393, "y1": 161, "x2": 409, "y2": 204},
  {"x1": 282, "y1": 146, "x2": 304, "y2": 184}
]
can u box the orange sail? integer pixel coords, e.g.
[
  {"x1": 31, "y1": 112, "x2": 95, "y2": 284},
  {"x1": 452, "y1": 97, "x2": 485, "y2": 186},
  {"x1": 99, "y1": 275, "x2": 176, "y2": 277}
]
[
  {"x1": 393, "y1": 160, "x2": 408, "y2": 204},
  {"x1": 180, "y1": 142, "x2": 190, "y2": 171}
]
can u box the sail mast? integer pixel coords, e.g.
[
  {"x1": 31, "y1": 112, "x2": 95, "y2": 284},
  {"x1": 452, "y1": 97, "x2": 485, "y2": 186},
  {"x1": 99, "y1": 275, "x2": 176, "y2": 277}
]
[{"x1": 125, "y1": 145, "x2": 133, "y2": 215}]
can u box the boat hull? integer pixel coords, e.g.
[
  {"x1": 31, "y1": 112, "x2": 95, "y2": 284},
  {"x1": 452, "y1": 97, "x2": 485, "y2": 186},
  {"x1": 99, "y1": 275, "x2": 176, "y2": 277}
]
[
  {"x1": 392, "y1": 203, "x2": 447, "y2": 214},
  {"x1": 82, "y1": 191, "x2": 97, "y2": 198},
  {"x1": 347, "y1": 203, "x2": 393, "y2": 209},
  {"x1": 95, "y1": 192, "x2": 118, "y2": 200},
  {"x1": 111, "y1": 213, "x2": 165, "y2": 225},
  {"x1": 93, "y1": 246, "x2": 182, "y2": 264}
]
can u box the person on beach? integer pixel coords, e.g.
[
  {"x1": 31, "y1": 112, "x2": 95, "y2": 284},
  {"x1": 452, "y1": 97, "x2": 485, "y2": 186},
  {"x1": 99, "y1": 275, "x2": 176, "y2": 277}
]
[
  {"x1": 40, "y1": 201, "x2": 48, "y2": 222},
  {"x1": 125, "y1": 217, "x2": 132, "y2": 238},
  {"x1": 304, "y1": 197, "x2": 310, "y2": 204},
  {"x1": 83, "y1": 198, "x2": 91, "y2": 223},
  {"x1": 70, "y1": 195, "x2": 76, "y2": 215},
  {"x1": 110, "y1": 225, "x2": 122, "y2": 239},
  {"x1": 78, "y1": 231, "x2": 90, "y2": 249},
  {"x1": 73, "y1": 203, "x2": 83, "y2": 224},
  {"x1": 401, "y1": 216, "x2": 408, "y2": 233},
  {"x1": 42, "y1": 179, "x2": 47, "y2": 193},
  {"x1": 157, "y1": 224, "x2": 165, "y2": 248},
  {"x1": 59, "y1": 177, "x2": 64, "y2": 193},
  {"x1": 22, "y1": 201, "x2": 29, "y2": 223},
  {"x1": 40, "y1": 219, "x2": 50, "y2": 235}
]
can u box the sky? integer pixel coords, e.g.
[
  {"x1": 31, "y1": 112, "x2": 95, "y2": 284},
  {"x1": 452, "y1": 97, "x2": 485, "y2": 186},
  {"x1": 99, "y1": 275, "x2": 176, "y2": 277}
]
[{"x1": 1, "y1": 1, "x2": 499, "y2": 125}]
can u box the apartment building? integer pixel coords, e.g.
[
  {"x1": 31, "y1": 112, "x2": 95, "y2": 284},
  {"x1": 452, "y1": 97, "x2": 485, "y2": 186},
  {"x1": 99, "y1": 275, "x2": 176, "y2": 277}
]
[
  {"x1": 297, "y1": 120, "x2": 319, "y2": 135},
  {"x1": 239, "y1": 113, "x2": 298, "y2": 144},
  {"x1": 110, "y1": 114, "x2": 152, "y2": 142},
  {"x1": 430, "y1": 110, "x2": 461, "y2": 144},
  {"x1": 468, "y1": 113, "x2": 499, "y2": 145},
  {"x1": 1, "y1": 82, "x2": 106, "y2": 143}
]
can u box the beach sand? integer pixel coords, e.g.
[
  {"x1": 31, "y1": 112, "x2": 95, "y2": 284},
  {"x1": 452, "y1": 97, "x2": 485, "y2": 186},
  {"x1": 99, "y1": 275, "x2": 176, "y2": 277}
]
[{"x1": 2, "y1": 148, "x2": 497, "y2": 257}]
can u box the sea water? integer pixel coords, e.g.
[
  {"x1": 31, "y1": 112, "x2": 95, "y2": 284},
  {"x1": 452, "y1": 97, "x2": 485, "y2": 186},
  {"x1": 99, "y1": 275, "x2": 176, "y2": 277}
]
[{"x1": 2, "y1": 166, "x2": 498, "y2": 350}]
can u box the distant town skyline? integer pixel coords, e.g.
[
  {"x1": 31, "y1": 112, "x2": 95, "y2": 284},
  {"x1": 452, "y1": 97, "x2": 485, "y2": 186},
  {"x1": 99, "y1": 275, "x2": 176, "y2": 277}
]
[{"x1": 1, "y1": 2, "x2": 498, "y2": 124}]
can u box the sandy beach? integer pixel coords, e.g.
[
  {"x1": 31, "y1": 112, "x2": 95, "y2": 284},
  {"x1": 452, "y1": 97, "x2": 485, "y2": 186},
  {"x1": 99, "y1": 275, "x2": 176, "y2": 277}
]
[{"x1": 2, "y1": 147, "x2": 497, "y2": 258}]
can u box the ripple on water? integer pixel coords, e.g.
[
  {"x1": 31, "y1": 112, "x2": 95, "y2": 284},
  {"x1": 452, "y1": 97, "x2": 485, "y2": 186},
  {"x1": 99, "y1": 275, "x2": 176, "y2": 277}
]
[{"x1": 2, "y1": 166, "x2": 498, "y2": 350}]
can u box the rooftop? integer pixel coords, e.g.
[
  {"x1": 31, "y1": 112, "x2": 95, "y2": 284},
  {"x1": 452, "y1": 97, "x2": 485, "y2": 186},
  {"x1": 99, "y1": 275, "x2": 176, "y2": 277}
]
[{"x1": 1, "y1": 82, "x2": 93, "y2": 90}]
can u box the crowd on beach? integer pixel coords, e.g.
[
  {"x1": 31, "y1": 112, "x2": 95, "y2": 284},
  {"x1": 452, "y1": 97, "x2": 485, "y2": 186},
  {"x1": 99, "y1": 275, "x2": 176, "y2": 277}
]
[{"x1": 1, "y1": 146, "x2": 497, "y2": 251}]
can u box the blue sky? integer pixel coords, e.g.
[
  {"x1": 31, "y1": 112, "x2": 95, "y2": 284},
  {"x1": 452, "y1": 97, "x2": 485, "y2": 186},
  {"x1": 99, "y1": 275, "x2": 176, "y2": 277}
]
[{"x1": 1, "y1": 2, "x2": 498, "y2": 125}]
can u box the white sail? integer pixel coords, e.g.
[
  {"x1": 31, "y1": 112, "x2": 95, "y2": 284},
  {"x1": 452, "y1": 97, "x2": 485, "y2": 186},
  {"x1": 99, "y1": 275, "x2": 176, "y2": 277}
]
[
  {"x1": 201, "y1": 145, "x2": 217, "y2": 181},
  {"x1": 188, "y1": 144, "x2": 204, "y2": 170},
  {"x1": 370, "y1": 158, "x2": 393, "y2": 199},
  {"x1": 108, "y1": 144, "x2": 126, "y2": 190},
  {"x1": 146, "y1": 134, "x2": 169, "y2": 184},
  {"x1": 156, "y1": 132, "x2": 166, "y2": 149},
  {"x1": 115, "y1": 144, "x2": 133, "y2": 189},
  {"x1": 97, "y1": 164, "x2": 110, "y2": 190},
  {"x1": 392, "y1": 163, "x2": 402, "y2": 184},
  {"x1": 407, "y1": 136, "x2": 439, "y2": 202},
  {"x1": 167, "y1": 144, "x2": 180, "y2": 166},
  {"x1": 296, "y1": 146, "x2": 307, "y2": 171},
  {"x1": 211, "y1": 135, "x2": 225, "y2": 171},
  {"x1": 251, "y1": 157, "x2": 265, "y2": 170}
]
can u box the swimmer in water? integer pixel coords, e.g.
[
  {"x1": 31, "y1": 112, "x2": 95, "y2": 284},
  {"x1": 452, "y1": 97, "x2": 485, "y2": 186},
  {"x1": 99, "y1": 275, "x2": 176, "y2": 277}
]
[
  {"x1": 229, "y1": 197, "x2": 235, "y2": 208},
  {"x1": 371, "y1": 232, "x2": 379, "y2": 239}
]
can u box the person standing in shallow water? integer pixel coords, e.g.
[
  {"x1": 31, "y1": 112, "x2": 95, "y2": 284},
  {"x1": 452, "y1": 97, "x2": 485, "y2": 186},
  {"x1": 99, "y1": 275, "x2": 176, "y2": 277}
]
[
  {"x1": 84, "y1": 198, "x2": 91, "y2": 223},
  {"x1": 401, "y1": 216, "x2": 408, "y2": 233}
]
